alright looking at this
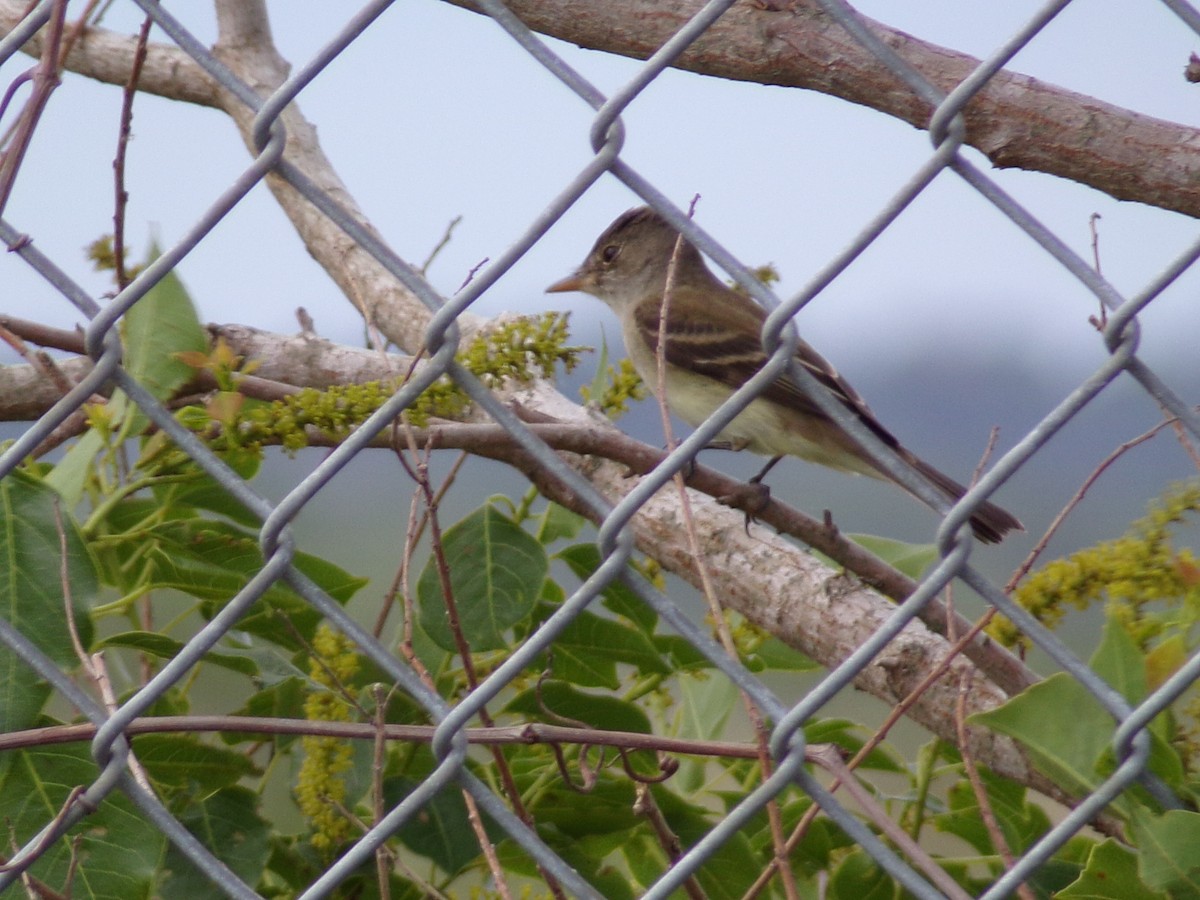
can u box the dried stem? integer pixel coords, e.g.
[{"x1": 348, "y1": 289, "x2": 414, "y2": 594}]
[
  {"x1": 111, "y1": 12, "x2": 152, "y2": 290},
  {"x1": 0, "y1": 0, "x2": 67, "y2": 216}
]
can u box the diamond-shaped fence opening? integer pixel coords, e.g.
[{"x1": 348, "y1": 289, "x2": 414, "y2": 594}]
[{"x1": 2, "y1": 1, "x2": 1200, "y2": 898}]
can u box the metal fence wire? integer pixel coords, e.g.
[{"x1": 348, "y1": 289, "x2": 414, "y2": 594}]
[{"x1": 3, "y1": 0, "x2": 1200, "y2": 897}]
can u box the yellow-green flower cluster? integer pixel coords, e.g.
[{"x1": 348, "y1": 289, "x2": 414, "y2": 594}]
[
  {"x1": 248, "y1": 380, "x2": 398, "y2": 453},
  {"x1": 994, "y1": 481, "x2": 1200, "y2": 649},
  {"x1": 296, "y1": 623, "x2": 362, "y2": 854},
  {"x1": 457, "y1": 309, "x2": 579, "y2": 389},
  {"x1": 580, "y1": 357, "x2": 648, "y2": 419},
  {"x1": 235, "y1": 312, "x2": 581, "y2": 452}
]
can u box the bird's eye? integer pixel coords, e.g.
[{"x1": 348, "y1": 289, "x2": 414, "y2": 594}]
[{"x1": 600, "y1": 244, "x2": 620, "y2": 264}]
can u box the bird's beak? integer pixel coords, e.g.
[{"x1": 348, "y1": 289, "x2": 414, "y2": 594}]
[{"x1": 546, "y1": 271, "x2": 586, "y2": 293}]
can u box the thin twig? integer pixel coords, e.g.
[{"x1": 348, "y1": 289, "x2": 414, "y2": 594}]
[
  {"x1": 1163, "y1": 405, "x2": 1200, "y2": 470},
  {"x1": 634, "y1": 784, "x2": 706, "y2": 900},
  {"x1": 371, "y1": 686, "x2": 393, "y2": 900},
  {"x1": 112, "y1": 12, "x2": 154, "y2": 290},
  {"x1": 0, "y1": 321, "x2": 75, "y2": 395},
  {"x1": 57, "y1": 0, "x2": 103, "y2": 72},
  {"x1": 0, "y1": 0, "x2": 68, "y2": 216},
  {"x1": 807, "y1": 745, "x2": 973, "y2": 900},
  {"x1": 1089, "y1": 213, "x2": 1106, "y2": 328},
  {"x1": 419, "y1": 215, "x2": 461, "y2": 275},
  {"x1": 391, "y1": 427, "x2": 547, "y2": 899},
  {"x1": 955, "y1": 669, "x2": 1035, "y2": 900},
  {"x1": 0, "y1": 716, "x2": 771, "y2": 757}
]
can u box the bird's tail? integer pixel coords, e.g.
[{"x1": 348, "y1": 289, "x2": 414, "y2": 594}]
[{"x1": 906, "y1": 456, "x2": 1023, "y2": 544}]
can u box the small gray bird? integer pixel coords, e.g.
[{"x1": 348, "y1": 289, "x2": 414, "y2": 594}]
[{"x1": 547, "y1": 206, "x2": 1022, "y2": 543}]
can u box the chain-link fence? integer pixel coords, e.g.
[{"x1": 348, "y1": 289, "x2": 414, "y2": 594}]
[{"x1": 3, "y1": 1, "x2": 1200, "y2": 897}]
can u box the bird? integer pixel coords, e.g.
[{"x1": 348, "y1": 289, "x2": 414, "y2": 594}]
[{"x1": 546, "y1": 206, "x2": 1022, "y2": 543}]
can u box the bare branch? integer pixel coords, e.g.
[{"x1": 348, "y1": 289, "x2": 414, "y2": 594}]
[
  {"x1": 0, "y1": 3, "x2": 219, "y2": 107},
  {"x1": 0, "y1": 313, "x2": 1037, "y2": 694},
  {"x1": 7, "y1": 0, "x2": 1200, "y2": 220},
  {"x1": 442, "y1": 0, "x2": 1200, "y2": 219}
]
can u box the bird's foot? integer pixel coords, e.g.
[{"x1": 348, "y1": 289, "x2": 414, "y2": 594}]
[
  {"x1": 717, "y1": 455, "x2": 783, "y2": 532},
  {"x1": 717, "y1": 480, "x2": 773, "y2": 534}
]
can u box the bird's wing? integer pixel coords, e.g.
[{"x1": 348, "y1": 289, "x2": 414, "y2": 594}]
[{"x1": 632, "y1": 288, "x2": 901, "y2": 449}]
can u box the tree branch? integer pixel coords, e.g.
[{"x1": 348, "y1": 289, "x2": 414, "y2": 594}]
[
  {"x1": 0, "y1": 315, "x2": 1036, "y2": 696},
  {"x1": 6, "y1": 0, "x2": 1200, "y2": 219},
  {"x1": 0, "y1": 2, "x2": 219, "y2": 107},
  {"x1": 442, "y1": 0, "x2": 1200, "y2": 219}
]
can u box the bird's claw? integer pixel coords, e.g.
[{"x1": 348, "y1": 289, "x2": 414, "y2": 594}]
[{"x1": 717, "y1": 480, "x2": 773, "y2": 533}]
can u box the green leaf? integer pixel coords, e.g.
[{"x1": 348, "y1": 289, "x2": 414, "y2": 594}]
[
  {"x1": 134, "y1": 734, "x2": 260, "y2": 792},
  {"x1": 804, "y1": 719, "x2": 904, "y2": 773},
  {"x1": 96, "y1": 631, "x2": 258, "y2": 675},
  {"x1": 43, "y1": 425, "x2": 106, "y2": 506},
  {"x1": 94, "y1": 511, "x2": 255, "y2": 599},
  {"x1": 506, "y1": 680, "x2": 652, "y2": 734},
  {"x1": 1058, "y1": 839, "x2": 1165, "y2": 899},
  {"x1": 742, "y1": 635, "x2": 819, "y2": 672},
  {"x1": 40, "y1": 250, "x2": 206, "y2": 513},
  {"x1": 848, "y1": 533, "x2": 938, "y2": 579},
  {"x1": 386, "y1": 778, "x2": 486, "y2": 875},
  {"x1": 226, "y1": 676, "x2": 308, "y2": 746},
  {"x1": 1132, "y1": 808, "x2": 1200, "y2": 894},
  {"x1": 651, "y1": 784, "x2": 761, "y2": 900},
  {"x1": 495, "y1": 812, "x2": 638, "y2": 899},
  {"x1": 148, "y1": 451, "x2": 262, "y2": 527},
  {"x1": 557, "y1": 543, "x2": 656, "y2": 631},
  {"x1": 417, "y1": 505, "x2": 548, "y2": 651},
  {"x1": 536, "y1": 502, "x2": 587, "y2": 544},
  {"x1": 528, "y1": 775, "x2": 640, "y2": 838},
  {"x1": 544, "y1": 628, "x2": 617, "y2": 688},
  {"x1": 971, "y1": 673, "x2": 1110, "y2": 797},
  {"x1": 621, "y1": 831, "x2": 667, "y2": 892},
  {"x1": 120, "y1": 246, "x2": 209, "y2": 401},
  {"x1": 774, "y1": 798, "x2": 854, "y2": 875},
  {"x1": 652, "y1": 633, "x2": 713, "y2": 670},
  {"x1": 161, "y1": 786, "x2": 271, "y2": 898},
  {"x1": 675, "y1": 672, "x2": 738, "y2": 791},
  {"x1": 556, "y1": 837, "x2": 638, "y2": 900},
  {"x1": 937, "y1": 768, "x2": 1050, "y2": 857},
  {"x1": 828, "y1": 848, "x2": 894, "y2": 900},
  {"x1": 547, "y1": 608, "x2": 671, "y2": 688},
  {"x1": 213, "y1": 643, "x2": 309, "y2": 685},
  {"x1": 0, "y1": 471, "x2": 98, "y2": 732},
  {"x1": 976, "y1": 624, "x2": 1188, "y2": 805},
  {"x1": 676, "y1": 673, "x2": 736, "y2": 747},
  {"x1": 0, "y1": 744, "x2": 166, "y2": 898},
  {"x1": 91, "y1": 513, "x2": 365, "y2": 648},
  {"x1": 1091, "y1": 610, "x2": 1148, "y2": 705},
  {"x1": 1086, "y1": 613, "x2": 1186, "y2": 794}
]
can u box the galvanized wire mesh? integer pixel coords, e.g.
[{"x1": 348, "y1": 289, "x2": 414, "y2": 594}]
[{"x1": 2, "y1": 1, "x2": 1200, "y2": 897}]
